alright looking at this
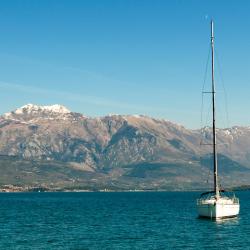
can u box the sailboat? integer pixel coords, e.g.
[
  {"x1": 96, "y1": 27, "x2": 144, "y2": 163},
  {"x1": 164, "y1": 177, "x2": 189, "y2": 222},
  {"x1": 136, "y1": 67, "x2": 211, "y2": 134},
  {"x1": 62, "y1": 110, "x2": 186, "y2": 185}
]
[{"x1": 196, "y1": 21, "x2": 240, "y2": 219}]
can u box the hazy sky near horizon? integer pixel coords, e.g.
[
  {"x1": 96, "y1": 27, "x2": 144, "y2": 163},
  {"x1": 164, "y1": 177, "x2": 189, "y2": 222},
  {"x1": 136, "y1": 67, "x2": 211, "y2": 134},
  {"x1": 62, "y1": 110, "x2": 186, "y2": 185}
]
[{"x1": 0, "y1": 0, "x2": 249, "y2": 128}]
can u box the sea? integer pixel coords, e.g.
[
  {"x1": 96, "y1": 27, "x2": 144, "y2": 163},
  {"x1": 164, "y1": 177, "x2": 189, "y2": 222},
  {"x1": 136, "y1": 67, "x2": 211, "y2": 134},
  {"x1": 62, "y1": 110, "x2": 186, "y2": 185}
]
[{"x1": 0, "y1": 191, "x2": 249, "y2": 249}]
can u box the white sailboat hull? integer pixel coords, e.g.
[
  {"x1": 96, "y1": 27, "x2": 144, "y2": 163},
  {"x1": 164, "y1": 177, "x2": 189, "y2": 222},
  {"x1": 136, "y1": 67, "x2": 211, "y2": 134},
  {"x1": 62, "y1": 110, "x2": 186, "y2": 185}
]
[{"x1": 197, "y1": 196, "x2": 240, "y2": 219}]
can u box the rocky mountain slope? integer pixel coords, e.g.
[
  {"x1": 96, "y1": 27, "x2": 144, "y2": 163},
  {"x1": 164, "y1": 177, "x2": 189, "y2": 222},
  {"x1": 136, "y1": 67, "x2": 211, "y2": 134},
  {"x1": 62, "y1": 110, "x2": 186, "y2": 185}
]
[{"x1": 0, "y1": 104, "x2": 250, "y2": 190}]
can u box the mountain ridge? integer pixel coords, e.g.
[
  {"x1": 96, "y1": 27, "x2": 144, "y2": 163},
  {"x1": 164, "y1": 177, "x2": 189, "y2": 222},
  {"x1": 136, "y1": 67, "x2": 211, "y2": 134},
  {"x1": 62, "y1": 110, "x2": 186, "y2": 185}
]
[{"x1": 0, "y1": 104, "x2": 250, "y2": 191}]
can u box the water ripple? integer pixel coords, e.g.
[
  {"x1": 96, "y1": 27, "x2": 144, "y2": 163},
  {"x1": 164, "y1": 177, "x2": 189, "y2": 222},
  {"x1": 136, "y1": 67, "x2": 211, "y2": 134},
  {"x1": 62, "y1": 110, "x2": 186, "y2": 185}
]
[{"x1": 0, "y1": 192, "x2": 249, "y2": 249}]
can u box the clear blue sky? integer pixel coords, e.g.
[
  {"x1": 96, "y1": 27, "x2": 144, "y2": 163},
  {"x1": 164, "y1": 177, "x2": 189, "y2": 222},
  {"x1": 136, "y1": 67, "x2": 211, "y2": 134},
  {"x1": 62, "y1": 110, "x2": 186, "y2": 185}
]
[{"x1": 0, "y1": 0, "x2": 249, "y2": 128}]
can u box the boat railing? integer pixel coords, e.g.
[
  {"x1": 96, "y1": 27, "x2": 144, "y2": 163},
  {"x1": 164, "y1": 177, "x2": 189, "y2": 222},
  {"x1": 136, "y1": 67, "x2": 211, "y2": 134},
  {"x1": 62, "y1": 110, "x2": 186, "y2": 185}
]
[
  {"x1": 196, "y1": 198, "x2": 212, "y2": 205},
  {"x1": 196, "y1": 196, "x2": 239, "y2": 205},
  {"x1": 232, "y1": 197, "x2": 240, "y2": 204}
]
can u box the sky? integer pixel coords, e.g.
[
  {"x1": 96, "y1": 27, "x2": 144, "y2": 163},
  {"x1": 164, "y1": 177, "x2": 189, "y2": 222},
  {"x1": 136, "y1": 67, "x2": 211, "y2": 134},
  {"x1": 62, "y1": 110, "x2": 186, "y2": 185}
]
[{"x1": 0, "y1": 0, "x2": 249, "y2": 128}]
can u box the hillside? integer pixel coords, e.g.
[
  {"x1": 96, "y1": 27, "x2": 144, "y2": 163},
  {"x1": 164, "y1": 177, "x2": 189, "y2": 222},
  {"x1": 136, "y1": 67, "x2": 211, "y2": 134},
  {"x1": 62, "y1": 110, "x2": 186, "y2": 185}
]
[{"x1": 0, "y1": 104, "x2": 250, "y2": 191}]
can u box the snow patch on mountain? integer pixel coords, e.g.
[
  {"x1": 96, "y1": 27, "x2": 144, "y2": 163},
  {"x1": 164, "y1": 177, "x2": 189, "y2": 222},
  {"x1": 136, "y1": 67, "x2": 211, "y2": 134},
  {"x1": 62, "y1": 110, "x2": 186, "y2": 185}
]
[
  {"x1": 4, "y1": 104, "x2": 71, "y2": 118},
  {"x1": 16, "y1": 104, "x2": 70, "y2": 114}
]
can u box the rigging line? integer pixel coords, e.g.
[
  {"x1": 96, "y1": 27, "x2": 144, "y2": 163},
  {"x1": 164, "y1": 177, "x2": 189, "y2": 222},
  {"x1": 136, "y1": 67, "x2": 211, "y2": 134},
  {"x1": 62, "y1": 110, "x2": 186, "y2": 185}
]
[
  {"x1": 200, "y1": 100, "x2": 213, "y2": 184},
  {"x1": 215, "y1": 48, "x2": 233, "y2": 164},
  {"x1": 200, "y1": 101, "x2": 213, "y2": 145},
  {"x1": 200, "y1": 45, "x2": 211, "y2": 182},
  {"x1": 200, "y1": 101, "x2": 213, "y2": 154},
  {"x1": 207, "y1": 167, "x2": 212, "y2": 188},
  {"x1": 215, "y1": 49, "x2": 230, "y2": 128},
  {"x1": 204, "y1": 101, "x2": 213, "y2": 130},
  {"x1": 201, "y1": 45, "x2": 211, "y2": 93},
  {"x1": 216, "y1": 98, "x2": 227, "y2": 129},
  {"x1": 201, "y1": 45, "x2": 211, "y2": 129}
]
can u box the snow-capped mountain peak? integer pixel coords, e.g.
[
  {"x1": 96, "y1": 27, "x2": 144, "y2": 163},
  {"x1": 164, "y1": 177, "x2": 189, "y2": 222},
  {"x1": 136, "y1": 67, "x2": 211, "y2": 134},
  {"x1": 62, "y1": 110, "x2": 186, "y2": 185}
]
[
  {"x1": 15, "y1": 104, "x2": 70, "y2": 114},
  {"x1": 3, "y1": 104, "x2": 72, "y2": 121},
  {"x1": 4, "y1": 104, "x2": 71, "y2": 117}
]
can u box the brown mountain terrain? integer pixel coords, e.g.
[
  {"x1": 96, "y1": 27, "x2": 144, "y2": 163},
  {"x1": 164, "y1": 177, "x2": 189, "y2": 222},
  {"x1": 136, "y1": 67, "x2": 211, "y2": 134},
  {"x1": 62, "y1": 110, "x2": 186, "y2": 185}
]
[{"x1": 0, "y1": 104, "x2": 250, "y2": 191}]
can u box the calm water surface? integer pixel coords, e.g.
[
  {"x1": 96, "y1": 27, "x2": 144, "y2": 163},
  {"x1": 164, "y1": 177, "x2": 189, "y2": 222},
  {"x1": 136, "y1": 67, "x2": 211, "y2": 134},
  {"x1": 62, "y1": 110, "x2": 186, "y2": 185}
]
[{"x1": 0, "y1": 191, "x2": 249, "y2": 249}]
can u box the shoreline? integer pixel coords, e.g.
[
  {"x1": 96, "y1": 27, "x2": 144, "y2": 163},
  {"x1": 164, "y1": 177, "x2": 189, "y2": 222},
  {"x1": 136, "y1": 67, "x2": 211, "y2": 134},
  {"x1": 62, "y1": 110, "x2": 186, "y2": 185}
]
[{"x1": 0, "y1": 189, "x2": 246, "y2": 193}]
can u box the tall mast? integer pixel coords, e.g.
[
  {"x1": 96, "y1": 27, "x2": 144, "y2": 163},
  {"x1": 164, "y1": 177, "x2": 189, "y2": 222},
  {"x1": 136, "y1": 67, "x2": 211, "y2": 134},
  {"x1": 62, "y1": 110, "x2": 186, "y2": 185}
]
[{"x1": 211, "y1": 20, "x2": 219, "y2": 198}]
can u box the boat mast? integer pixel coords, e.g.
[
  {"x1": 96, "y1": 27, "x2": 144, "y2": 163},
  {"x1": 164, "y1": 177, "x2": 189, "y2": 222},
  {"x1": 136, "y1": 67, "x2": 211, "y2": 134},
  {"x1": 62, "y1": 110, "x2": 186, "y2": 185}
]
[{"x1": 211, "y1": 20, "x2": 219, "y2": 198}]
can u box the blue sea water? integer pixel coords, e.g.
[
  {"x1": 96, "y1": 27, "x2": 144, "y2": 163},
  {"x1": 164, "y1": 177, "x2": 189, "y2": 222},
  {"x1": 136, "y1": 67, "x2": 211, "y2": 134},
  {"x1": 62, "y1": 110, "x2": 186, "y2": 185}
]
[{"x1": 0, "y1": 191, "x2": 249, "y2": 249}]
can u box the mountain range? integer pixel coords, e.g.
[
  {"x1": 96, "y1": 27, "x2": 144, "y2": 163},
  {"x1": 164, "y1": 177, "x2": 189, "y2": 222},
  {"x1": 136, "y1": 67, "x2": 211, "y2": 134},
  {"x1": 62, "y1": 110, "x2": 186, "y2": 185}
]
[{"x1": 0, "y1": 104, "x2": 250, "y2": 191}]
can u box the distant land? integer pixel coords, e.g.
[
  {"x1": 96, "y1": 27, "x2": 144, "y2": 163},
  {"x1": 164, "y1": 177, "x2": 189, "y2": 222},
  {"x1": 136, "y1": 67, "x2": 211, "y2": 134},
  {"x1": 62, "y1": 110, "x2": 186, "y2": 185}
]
[{"x1": 0, "y1": 104, "x2": 250, "y2": 192}]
